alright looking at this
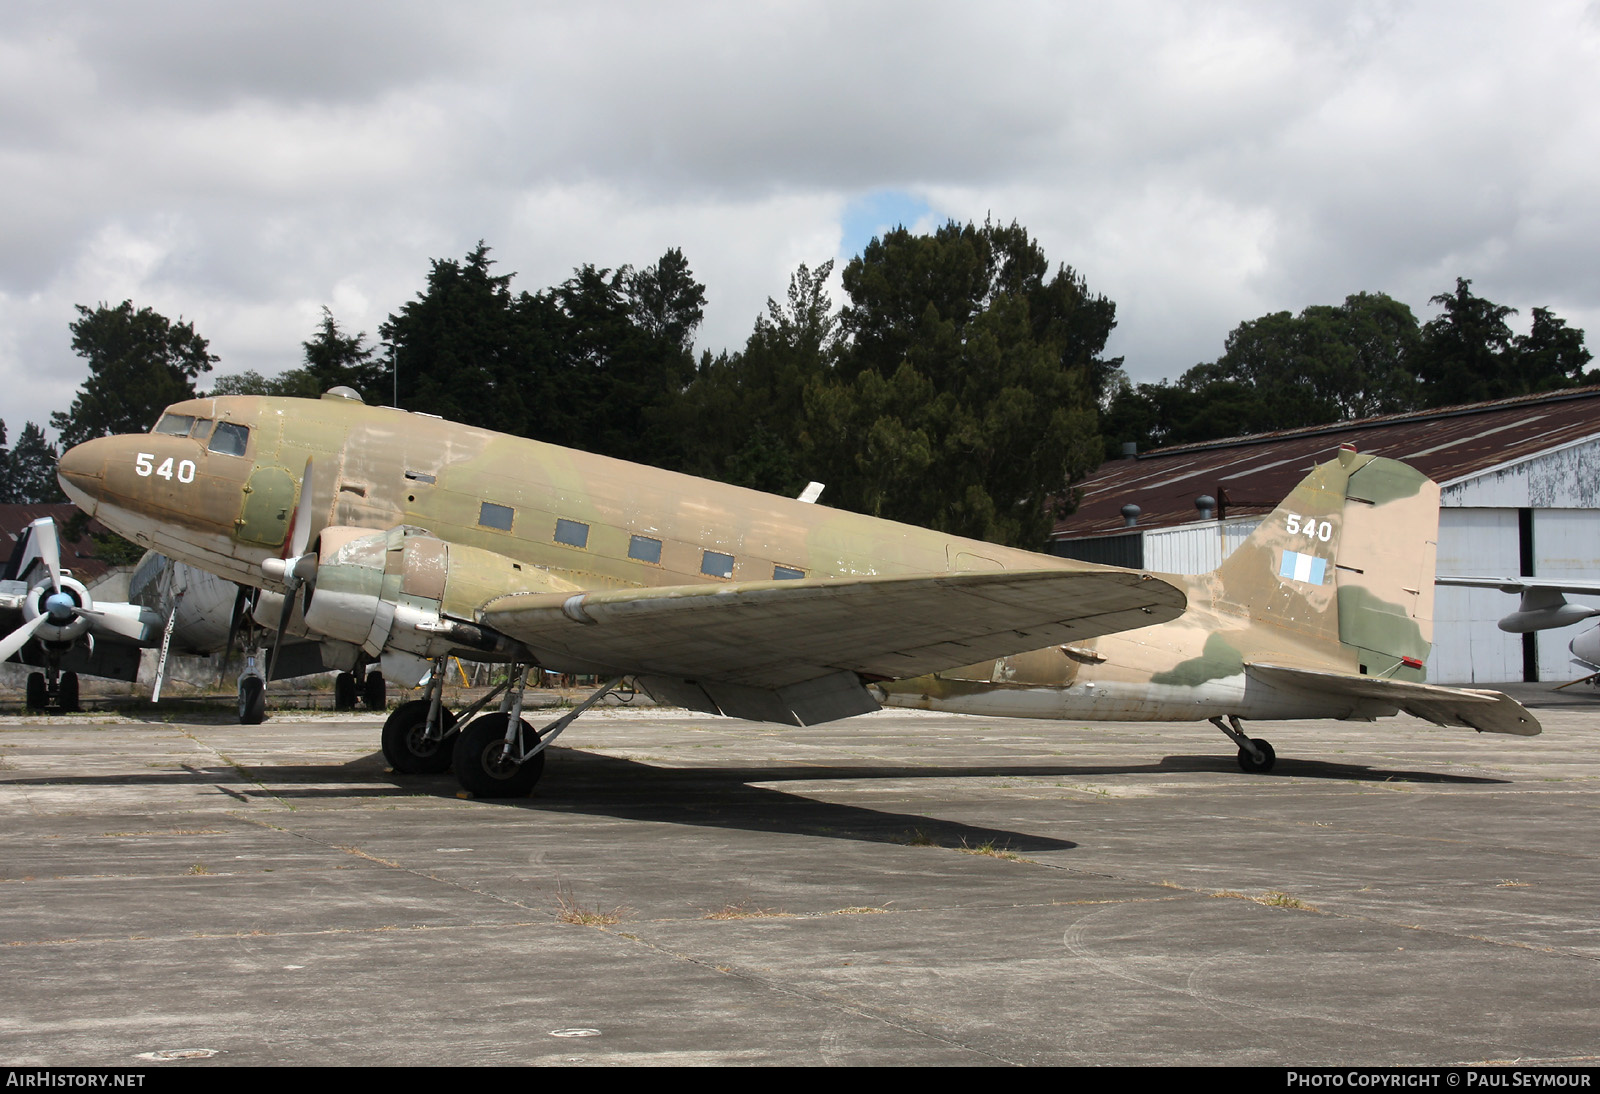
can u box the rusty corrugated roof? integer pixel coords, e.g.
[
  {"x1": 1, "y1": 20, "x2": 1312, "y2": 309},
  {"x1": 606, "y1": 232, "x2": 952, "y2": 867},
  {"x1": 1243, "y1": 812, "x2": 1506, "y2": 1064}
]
[
  {"x1": 1054, "y1": 387, "x2": 1600, "y2": 540},
  {"x1": 0, "y1": 503, "x2": 115, "y2": 583}
]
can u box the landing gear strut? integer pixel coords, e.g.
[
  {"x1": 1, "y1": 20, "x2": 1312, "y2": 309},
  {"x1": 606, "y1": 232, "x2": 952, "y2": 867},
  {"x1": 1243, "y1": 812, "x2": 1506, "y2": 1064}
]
[
  {"x1": 381, "y1": 658, "x2": 457, "y2": 773},
  {"x1": 451, "y1": 667, "x2": 619, "y2": 798},
  {"x1": 1210, "y1": 714, "x2": 1276, "y2": 773}
]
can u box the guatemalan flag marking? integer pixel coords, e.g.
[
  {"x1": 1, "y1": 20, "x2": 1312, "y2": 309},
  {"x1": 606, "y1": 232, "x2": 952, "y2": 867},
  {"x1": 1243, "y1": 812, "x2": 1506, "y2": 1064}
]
[{"x1": 1279, "y1": 550, "x2": 1328, "y2": 585}]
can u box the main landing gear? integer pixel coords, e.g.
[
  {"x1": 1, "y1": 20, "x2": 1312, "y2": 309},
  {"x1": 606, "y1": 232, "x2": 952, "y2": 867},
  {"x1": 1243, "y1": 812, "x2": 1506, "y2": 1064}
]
[
  {"x1": 381, "y1": 659, "x2": 621, "y2": 798},
  {"x1": 334, "y1": 668, "x2": 387, "y2": 711},
  {"x1": 1210, "y1": 714, "x2": 1277, "y2": 773},
  {"x1": 24, "y1": 667, "x2": 79, "y2": 713}
]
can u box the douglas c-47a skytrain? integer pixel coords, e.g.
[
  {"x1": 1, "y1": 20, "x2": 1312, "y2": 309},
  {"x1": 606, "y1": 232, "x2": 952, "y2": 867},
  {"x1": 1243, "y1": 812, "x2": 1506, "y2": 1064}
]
[{"x1": 54, "y1": 388, "x2": 1539, "y2": 796}]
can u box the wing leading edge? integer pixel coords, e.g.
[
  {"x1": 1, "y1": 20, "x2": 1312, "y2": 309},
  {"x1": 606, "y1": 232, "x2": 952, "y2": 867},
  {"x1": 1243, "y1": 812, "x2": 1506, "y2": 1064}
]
[{"x1": 478, "y1": 568, "x2": 1186, "y2": 726}]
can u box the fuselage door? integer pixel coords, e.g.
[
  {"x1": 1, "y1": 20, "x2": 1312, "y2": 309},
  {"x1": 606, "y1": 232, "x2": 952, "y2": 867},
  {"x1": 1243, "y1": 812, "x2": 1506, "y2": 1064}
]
[{"x1": 237, "y1": 466, "x2": 296, "y2": 547}]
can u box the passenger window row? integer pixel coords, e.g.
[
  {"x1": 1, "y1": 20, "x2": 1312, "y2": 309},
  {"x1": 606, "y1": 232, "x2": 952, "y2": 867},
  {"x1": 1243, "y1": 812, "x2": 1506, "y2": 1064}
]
[{"x1": 475, "y1": 504, "x2": 805, "y2": 581}]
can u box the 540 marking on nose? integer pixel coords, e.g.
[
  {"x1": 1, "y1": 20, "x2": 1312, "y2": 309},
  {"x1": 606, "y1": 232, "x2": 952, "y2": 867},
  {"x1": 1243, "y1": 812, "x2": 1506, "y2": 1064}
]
[{"x1": 134, "y1": 452, "x2": 197, "y2": 483}]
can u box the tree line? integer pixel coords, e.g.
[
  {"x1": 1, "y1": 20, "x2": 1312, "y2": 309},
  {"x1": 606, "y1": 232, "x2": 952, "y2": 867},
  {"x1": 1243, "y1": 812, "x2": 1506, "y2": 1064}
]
[
  {"x1": 15, "y1": 221, "x2": 1593, "y2": 552},
  {"x1": 1100, "y1": 280, "x2": 1594, "y2": 458}
]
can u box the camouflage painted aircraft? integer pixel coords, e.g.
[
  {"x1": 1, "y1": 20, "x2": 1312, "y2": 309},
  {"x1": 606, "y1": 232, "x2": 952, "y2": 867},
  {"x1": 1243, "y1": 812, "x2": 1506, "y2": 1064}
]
[{"x1": 54, "y1": 389, "x2": 1538, "y2": 796}]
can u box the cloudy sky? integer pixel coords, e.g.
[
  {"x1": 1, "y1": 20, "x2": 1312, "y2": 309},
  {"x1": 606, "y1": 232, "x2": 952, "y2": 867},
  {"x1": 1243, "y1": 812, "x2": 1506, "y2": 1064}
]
[{"x1": 4, "y1": 1, "x2": 1599, "y2": 436}]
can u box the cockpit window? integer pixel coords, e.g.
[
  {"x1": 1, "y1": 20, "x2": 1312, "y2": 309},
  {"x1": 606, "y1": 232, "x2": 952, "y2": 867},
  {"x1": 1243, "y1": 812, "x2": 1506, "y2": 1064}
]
[
  {"x1": 153, "y1": 413, "x2": 195, "y2": 436},
  {"x1": 208, "y1": 422, "x2": 250, "y2": 456},
  {"x1": 189, "y1": 418, "x2": 214, "y2": 442}
]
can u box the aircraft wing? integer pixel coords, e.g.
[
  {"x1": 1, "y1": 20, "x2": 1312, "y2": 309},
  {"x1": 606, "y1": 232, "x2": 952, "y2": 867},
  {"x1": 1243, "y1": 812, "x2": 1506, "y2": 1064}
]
[
  {"x1": 1436, "y1": 575, "x2": 1600, "y2": 594},
  {"x1": 1246, "y1": 662, "x2": 1541, "y2": 736},
  {"x1": 1436, "y1": 575, "x2": 1600, "y2": 632},
  {"x1": 479, "y1": 568, "x2": 1185, "y2": 726}
]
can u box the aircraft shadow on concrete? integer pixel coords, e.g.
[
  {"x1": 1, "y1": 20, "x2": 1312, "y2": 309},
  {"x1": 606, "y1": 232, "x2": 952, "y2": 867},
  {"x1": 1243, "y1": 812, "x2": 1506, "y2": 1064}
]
[{"x1": 0, "y1": 746, "x2": 1506, "y2": 853}]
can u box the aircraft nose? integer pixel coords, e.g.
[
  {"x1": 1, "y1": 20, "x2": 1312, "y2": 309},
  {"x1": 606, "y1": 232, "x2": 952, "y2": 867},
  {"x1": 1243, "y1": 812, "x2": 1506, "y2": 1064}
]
[{"x1": 57, "y1": 437, "x2": 112, "y2": 513}]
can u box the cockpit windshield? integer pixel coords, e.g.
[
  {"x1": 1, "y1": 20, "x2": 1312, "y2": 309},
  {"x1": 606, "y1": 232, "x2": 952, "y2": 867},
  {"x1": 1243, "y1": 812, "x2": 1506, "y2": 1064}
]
[
  {"x1": 208, "y1": 421, "x2": 250, "y2": 457},
  {"x1": 152, "y1": 413, "x2": 195, "y2": 436}
]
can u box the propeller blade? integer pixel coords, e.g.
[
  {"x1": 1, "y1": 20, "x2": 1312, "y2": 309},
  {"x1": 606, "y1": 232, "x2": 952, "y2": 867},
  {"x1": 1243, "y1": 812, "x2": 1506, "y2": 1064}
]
[
  {"x1": 34, "y1": 520, "x2": 62, "y2": 595},
  {"x1": 286, "y1": 457, "x2": 315, "y2": 560},
  {"x1": 265, "y1": 584, "x2": 297, "y2": 682},
  {"x1": 76, "y1": 602, "x2": 158, "y2": 641},
  {"x1": 0, "y1": 614, "x2": 51, "y2": 662}
]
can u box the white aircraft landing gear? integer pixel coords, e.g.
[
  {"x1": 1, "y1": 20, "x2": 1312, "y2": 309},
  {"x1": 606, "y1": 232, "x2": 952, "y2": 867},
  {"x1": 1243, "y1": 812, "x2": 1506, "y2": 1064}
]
[
  {"x1": 452, "y1": 669, "x2": 620, "y2": 798},
  {"x1": 1210, "y1": 714, "x2": 1276, "y2": 773}
]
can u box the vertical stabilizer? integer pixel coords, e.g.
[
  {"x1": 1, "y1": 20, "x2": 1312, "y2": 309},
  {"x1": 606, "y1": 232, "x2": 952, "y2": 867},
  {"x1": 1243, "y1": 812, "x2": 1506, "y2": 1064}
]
[{"x1": 1209, "y1": 450, "x2": 1438, "y2": 680}]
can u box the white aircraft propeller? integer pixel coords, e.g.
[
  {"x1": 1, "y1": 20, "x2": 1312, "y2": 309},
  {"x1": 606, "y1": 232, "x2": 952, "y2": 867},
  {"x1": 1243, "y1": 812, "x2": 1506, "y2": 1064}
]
[{"x1": 260, "y1": 459, "x2": 319, "y2": 680}]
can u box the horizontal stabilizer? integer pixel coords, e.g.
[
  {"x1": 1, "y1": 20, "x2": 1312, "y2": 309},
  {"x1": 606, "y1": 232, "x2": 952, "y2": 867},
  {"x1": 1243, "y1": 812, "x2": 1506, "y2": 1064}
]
[{"x1": 1247, "y1": 662, "x2": 1541, "y2": 736}]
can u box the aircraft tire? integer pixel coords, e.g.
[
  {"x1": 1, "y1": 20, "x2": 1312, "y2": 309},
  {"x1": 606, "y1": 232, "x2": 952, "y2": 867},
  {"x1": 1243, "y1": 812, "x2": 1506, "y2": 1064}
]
[
  {"x1": 381, "y1": 700, "x2": 458, "y2": 774},
  {"x1": 239, "y1": 677, "x2": 266, "y2": 725},
  {"x1": 362, "y1": 671, "x2": 386, "y2": 710},
  {"x1": 25, "y1": 672, "x2": 46, "y2": 711},
  {"x1": 58, "y1": 672, "x2": 79, "y2": 713},
  {"x1": 1236, "y1": 738, "x2": 1276, "y2": 773},
  {"x1": 452, "y1": 713, "x2": 545, "y2": 798},
  {"x1": 334, "y1": 672, "x2": 357, "y2": 711}
]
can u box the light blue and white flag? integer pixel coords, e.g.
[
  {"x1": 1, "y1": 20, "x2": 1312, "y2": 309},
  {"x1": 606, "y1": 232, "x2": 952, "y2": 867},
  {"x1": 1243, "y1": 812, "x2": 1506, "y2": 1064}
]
[{"x1": 1279, "y1": 550, "x2": 1328, "y2": 585}]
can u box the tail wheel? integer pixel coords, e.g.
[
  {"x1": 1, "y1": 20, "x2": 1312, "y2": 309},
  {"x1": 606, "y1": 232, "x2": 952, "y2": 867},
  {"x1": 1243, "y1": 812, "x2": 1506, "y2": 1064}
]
[
  {"x1": 1236, "y1": 738, "x2": 1277, "y2": 774},
  {"x1": 453, "y1": 713, "x2": 546, "y2": 798},
  {"x1": 381, "y1": 699, "x2": 458, "y2": 774}
]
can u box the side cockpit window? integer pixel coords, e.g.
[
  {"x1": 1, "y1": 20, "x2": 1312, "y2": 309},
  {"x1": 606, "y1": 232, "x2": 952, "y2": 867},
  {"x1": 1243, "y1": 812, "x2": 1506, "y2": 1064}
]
[
  {"x1": 153, "y1": 413, "x2": 195, "y2": 436},
  {"x1": 208, "y1": 422, "x2": 250, "y2": 456}
]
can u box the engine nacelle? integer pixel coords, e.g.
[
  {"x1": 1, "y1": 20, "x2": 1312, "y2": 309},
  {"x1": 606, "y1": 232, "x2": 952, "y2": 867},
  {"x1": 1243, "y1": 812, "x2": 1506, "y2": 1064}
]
[{"x1": 300, "y1": 525, "x2": 574, "y2": 665}]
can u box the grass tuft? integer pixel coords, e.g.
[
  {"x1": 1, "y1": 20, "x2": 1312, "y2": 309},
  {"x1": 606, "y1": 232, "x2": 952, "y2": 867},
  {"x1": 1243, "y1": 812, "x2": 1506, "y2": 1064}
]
[{"x1": 554, "y1": 882, "x2": 627, "y2": 926}]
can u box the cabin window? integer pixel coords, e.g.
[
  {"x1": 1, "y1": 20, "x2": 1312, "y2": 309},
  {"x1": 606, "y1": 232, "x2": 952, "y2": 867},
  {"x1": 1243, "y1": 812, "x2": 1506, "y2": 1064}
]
[
  {"x1": 773, "y1": 565, "x2": 805, "y2": 580},
  {"x1": 479, "y1": 502, "x2": 514, "y2": 531},
  {"x1": 701, "y1": 550, "x2": 735, "y2": 579},
  {"x1": 554, "y1": 519, "x2": 589, "y2": 548},
  {"x1": 153, "y1": 413, "x2": 194, "y2": 436},
  {"x1": 208, "y1": 422, "x2": 250, "y2": 456},
  {"x1": 628, "y1": 535, "x2": 662, "y2": 564}
]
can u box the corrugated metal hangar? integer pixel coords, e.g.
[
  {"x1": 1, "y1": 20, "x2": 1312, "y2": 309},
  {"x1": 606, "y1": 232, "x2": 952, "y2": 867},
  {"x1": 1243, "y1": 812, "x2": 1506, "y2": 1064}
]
[{"x1": 1051, "y1": 387, "x2": 1600, "y2": 685}]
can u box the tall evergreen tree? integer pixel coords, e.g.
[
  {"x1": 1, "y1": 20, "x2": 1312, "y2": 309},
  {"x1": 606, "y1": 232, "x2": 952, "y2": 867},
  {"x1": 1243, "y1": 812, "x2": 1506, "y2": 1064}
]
[
  {"x1": 672, "y1": 261, "x2": 837, "y2": 494},
  {"x1": 9, "y1": 423, "x2": 65, "y2": 503},
  {"x1": 805, "y1": 219, "x2": 1112, "y2": 548},
  {"x1": 52, "y1": 301, "x2": 216, "y2": 447},
  {"x1": 302, "y1": 307, "x2": 387, "y2": 403}
]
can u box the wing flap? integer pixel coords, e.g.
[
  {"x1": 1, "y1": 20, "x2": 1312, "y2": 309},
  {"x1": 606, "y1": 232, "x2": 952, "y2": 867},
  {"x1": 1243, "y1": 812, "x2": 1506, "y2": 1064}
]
[{"x1": 1247, "y1": 662, "x2": 1541, "y2": 736}]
